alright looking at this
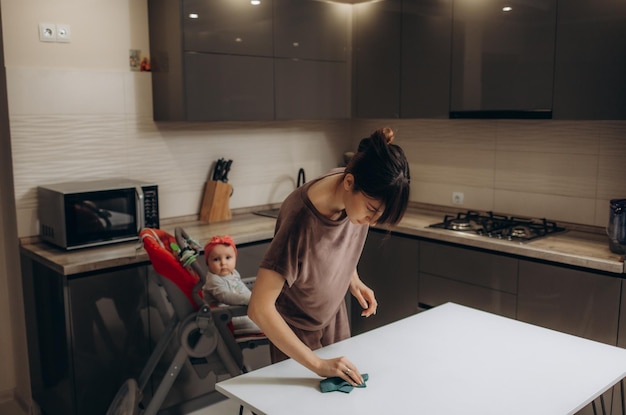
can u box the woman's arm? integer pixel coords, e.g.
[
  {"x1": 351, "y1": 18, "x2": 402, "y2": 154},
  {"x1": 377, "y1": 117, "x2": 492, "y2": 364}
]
[
  {"x1": 248, "y1": 267, "x2": 364, "y2": 385},
  {"x1": 349, "y1": 270, "x2": 378, "y2": 317}
]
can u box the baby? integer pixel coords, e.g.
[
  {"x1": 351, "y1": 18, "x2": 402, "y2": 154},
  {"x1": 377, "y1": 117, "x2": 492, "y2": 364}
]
[
  {"x1": 202, "y1": 235, "x2": 251, "y2": 305},
  {"x1": 202, "y1": 235, "x2": 261, "y2": 335}
]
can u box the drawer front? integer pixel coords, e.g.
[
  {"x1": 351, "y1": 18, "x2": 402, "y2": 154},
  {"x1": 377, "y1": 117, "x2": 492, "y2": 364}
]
[
  {"x1": 419, "y1": 273, "x2": 517, "y2": 319},
  {"x1": 420, "y1": 240, "x2": 518, "y2": 294}
]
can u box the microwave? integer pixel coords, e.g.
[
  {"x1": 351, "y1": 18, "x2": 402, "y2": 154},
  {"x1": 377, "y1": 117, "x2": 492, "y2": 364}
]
[{"x1": 38, "y1": 179, "x2": 159, "y2": 250}]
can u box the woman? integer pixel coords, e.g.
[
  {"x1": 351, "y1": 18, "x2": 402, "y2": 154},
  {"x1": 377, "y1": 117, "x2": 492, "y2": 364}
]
[{"x1": 248, "y1": 127, "x2": 410, "y2": 387}]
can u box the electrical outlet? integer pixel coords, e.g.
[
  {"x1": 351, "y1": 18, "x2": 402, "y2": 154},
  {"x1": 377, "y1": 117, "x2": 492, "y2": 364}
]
[
  {"x1": 56, "y1": 24, "x2": 71, "y2": 42},
  {"x1": 452, "y1": 192, "x2": 464, "y2": 205},
  {"x1": 39, "y1": 23, "x2": 57, "y2": 42}
]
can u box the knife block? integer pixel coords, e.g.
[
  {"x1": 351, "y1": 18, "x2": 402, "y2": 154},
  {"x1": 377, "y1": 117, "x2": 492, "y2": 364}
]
[{"x1": 199, "y1": 180, "x2": 232, "y2": 223}]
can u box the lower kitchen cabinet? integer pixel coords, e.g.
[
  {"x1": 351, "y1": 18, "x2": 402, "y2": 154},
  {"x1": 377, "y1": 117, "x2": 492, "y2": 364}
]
[
  {"x1": 517, "y1": 260, "x2": 621, "y2": 345},
  {"x1": 613, "y1": 283, "x2": 626, "y2": 414},
  {"x1": 517, "y1": 259, "x2": 622, "y2": 415},
  {"x1": 351, "y1": 229, "x2": 419, "y2": 335},
  {"x1": 418, "y1": 240, "x2": 518, "y2": 318},
  {"x1": 21, "y1": 255, "x2": 151, "y2": 415},
  {"x1": 21, "y1": 240, "x2": 271, "y2": 415}
]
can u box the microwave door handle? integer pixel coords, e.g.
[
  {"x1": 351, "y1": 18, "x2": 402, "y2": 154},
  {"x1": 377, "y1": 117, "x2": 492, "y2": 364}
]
[{"x1": 135, "y1": 186, "x2": 145, "y2": 233}]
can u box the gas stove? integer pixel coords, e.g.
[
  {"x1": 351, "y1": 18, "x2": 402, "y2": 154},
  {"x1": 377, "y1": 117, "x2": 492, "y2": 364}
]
[{"x1": 428, "y1": 210, "x2": 566, "y2": 242}]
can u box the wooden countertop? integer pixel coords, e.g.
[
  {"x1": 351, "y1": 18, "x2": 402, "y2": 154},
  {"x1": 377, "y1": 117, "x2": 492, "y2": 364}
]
[{"x1": 20, "y1": 208, "x2": 625, "y2": 276}]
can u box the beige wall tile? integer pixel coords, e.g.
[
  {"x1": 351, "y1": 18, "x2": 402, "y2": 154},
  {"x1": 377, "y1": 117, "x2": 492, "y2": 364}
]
[
  {"x1": 494, "y1": 190, "x2": 596, "y2": 224},
  {"x1": 599, "y1": 121, "x2": 626, "y2": 156},
  {"x1": 410, "y1": 148, "x2": 495, "y2": 187},
  {"x1": 594, "y1": 199, "x2": 613, "y2": 228},
  {"x1": 10, "y1": 112, "x2": 352, "y2": 237},
  {"x1": 495, "y1": 152, "x2": 598, "y2": 198},
  {"x1": 412, "y1": 182, "x2": 495, "y2": 211},
  {"x1": 496, "y1": 120, "x2": 601, "y2": 155},
  {"x1": 597, "y1": 155, "x2": 626, "y2": 200}
]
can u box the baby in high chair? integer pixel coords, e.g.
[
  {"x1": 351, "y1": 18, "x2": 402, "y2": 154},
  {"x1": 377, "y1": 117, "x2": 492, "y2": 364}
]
[{"x1": 202, "y1": 235, "x2": 261, "y2": 334}]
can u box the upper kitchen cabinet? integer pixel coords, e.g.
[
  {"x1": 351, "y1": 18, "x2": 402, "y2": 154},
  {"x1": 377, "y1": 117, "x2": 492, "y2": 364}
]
[
  {"x1": 148, "y1": 0, "x2": 349, "y2": 121},
  {"x1": 185, "y1": 53, "x2": 275, "y2": 121},
  {"x1": 273, "y1": 0, "x2": 351, "y2": 119},
  {"x1": 401, "y1": 0, "x2": 453, "y2": 118},
  {"x1": 149, "y1": 0, "x2": 274, "y2": 121},
  {"x1": 353, "y1": 0, "x2": 452, "y2": 119},
  {"x1": 552, "y1": 0, "x2": 626, "y2": 120},
  {"x1": 183, "y1": 0, "x2": 273, "y2": 56},
  {"x1": 274, "y1": 0, "x2": 350, "y2": 61},
  {"x1": 450, "y1": 0, "x2": 556, "y2": 118},
  {"x1": 353, "y1": 0, "x2": 402, "y2": 118},
  {"x1": 275, "y1": 59, "x2": 349, "y2": 120}
]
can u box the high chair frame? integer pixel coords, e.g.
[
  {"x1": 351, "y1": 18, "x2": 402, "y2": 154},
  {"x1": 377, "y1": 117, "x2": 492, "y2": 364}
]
[{"x1": 106, "y1": 227, "x2": 266, "y2": 415}]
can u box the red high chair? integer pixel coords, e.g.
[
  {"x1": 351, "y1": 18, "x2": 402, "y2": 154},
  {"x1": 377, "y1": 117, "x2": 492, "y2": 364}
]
[{"x1": 106, "y1": 227, "x2": 266, "y2": 415}]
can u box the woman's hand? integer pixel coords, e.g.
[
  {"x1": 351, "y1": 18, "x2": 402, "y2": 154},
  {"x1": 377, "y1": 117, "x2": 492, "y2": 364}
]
[
  {"x1": 316, "y1": 356, "x2": 364, "y2": 386},
  {"x1": 349, "y1": 271, "x2": 378, "y2": 317}
]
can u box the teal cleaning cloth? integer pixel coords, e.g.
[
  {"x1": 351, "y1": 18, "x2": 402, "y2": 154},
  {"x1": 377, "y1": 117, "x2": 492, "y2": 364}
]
[{"x1": 320, "y1": 373, "x2": 369, "y2": 393}]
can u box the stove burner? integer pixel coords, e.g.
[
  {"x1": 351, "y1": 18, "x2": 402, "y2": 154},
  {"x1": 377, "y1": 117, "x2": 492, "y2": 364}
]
[
  {"x1": 428, "y1": 211, "x2": 566, "y2": 242},
  {"x1": 509, "y1": 227, "x2": 530, "y2": 238},
  {"x1": 449, "y1": 219, "x2": 473, "y2": 231}
]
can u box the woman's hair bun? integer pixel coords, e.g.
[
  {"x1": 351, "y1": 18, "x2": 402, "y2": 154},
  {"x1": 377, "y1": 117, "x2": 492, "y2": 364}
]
[
  {"x1": 380, "y1": 127, "x2": 394, "y2": 145},
  {"x1": 356, "y1": 127, "x2": 394, "y2": 153}
]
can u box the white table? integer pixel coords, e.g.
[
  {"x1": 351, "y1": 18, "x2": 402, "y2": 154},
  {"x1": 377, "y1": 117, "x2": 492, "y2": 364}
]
[{"x1": 216, "y1": 303, "x2": 626, "y2": 415}]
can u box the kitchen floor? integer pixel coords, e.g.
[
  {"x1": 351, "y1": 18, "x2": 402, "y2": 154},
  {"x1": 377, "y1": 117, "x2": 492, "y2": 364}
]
[
  {"x1": 187, "y1": 398, "x2": 255, "y2": 415},
  {"x1": 0, "y1": 397, "x2": 251, "y2": 415}
]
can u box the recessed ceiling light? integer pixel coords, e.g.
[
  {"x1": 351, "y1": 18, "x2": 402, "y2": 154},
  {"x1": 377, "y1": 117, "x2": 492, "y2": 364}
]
[
  {"x1": 251, "y1": 0, "x2": 261, "y2": 5},
  {"x1": 188, "y1": 13, "x2": 199, "y2": 19},
  {"x1": 502, "y1": 6, "x2": 513, "y2": 12}
]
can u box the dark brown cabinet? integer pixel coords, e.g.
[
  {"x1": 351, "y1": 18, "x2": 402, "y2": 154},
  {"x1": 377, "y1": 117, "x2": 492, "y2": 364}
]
[
  {"x1": 21, "y1": 241, "x2": 270, "y2": 415},
  {"x1": 352, "y1": 0, "x2": 402, "y2": 119},
  {"x1": 553, "y1": 0, "x2": 626, "y2": 119},
  {"x1": 275, "y1": 59, "x2": 349, "y2": 120},
  {"x1": 352, "y1": 230, "x2": 419, "y2": 335},
  {"x1": 184, "y1": 53, "x2": 274, "y2": 121},
  {"x1": 21, "y1": 256, "x2": 151, "y2": 415},
  {"x1": 450, "y1": 0, "x2": 557, "y2": 116},
  {"x1": 517, "y1": 259, "x2": 621, "y2": 415},
  {"x1": 517, "y1": 260, "x2": 621, "y2": 345},
  {"x1": 418, "y1": 240, "x2": 518, "y2": 318},
  {"x1": 274, "y1": 0, "x2": 349, "y2": 61},
  {"x1": 182, "y1": 0, "x2": 273, "y2": 56},
  {"x1": 400, "y1": 0, "x2": 453, "y2": 118},
  {"x1": 149, "y1": 0, "x2": 349, "y2": 121},
  {"x1": 352, "y1": 0, "x2": 454, "y2": 119}
]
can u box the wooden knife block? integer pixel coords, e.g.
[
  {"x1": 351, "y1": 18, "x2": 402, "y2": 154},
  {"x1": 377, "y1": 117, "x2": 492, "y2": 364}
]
[{"x1": 199, "y1": 180, "x2": 232, "y2": 223}]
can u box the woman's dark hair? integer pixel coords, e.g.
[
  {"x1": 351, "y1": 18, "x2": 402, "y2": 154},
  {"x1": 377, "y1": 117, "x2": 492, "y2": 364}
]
[{"x1": 346, "y1": 127, "x2": 410, "y2": 226}]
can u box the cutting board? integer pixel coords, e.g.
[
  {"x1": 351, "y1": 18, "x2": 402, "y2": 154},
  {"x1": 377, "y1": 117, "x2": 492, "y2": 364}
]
[{"x1": 199, "y1": 180, "x2": 232, "y2": 223}]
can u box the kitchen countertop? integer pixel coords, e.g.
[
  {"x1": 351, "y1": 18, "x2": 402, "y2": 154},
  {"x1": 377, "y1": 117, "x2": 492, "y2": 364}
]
[{"x1": 19, "y1": 207, "x2": 625, "y2": 276}]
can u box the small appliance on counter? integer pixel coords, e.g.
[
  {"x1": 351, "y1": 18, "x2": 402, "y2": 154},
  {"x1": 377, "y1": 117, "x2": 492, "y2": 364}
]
[
  {"x1": 38, "y1": 178, "x2": 159, "y2": 250},
  {"x1": 428, "y1": 210, "x2": 566, "y2": 243},
  {"x1": 608, "y1": 198, "x2": 626, "y2": 254}
]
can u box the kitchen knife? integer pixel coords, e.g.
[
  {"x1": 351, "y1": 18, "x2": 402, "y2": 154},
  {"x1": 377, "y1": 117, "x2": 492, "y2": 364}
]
[
  {"x1": 212, "y1": 158, "x2": 225, "y2": 181},
  {"x1": 221, "y1": 159, "x2": 233, "y2": 182}
]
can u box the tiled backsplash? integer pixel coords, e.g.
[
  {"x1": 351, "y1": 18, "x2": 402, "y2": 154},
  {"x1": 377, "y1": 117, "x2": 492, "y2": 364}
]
[
  {"x1": 352, "y1": 119, "x2": 626, "y2": 228},
  {"x1": 8, "y1": 69, "x2": 626, "y2": 238}
]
